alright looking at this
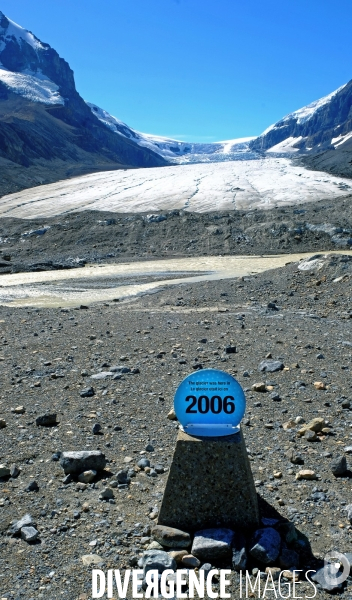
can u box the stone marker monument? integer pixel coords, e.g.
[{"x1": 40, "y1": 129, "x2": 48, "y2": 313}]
[{"x1": 158, "y1": 369, "x2": 259, "y2": 531}]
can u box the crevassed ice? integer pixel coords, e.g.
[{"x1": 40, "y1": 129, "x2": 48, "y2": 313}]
[{"x1": 0, "y1": 68, "x2": 64, "y2": 105}]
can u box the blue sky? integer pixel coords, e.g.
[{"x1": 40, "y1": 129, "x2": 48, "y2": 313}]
[{"x1": 2, "y1": 0, "x2": 352, "y2": 142}]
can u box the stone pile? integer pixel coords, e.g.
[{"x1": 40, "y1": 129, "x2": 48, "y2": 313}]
[{"x1": 127, "y1": 521, "x2": 339, "y2": 593}]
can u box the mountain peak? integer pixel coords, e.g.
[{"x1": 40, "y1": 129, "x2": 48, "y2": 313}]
[{"x1": 0, "y1": 11, "x2": 46, "y2": 59}]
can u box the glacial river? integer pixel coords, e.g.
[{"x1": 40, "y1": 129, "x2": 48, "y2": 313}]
[{"x1": 0, "y1": 252, "x2": 351, "y2": 308}]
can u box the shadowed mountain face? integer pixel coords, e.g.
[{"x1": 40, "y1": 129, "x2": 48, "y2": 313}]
[
  {"x1": 250, "y1": 80, "x2": 352, "y2": 178},
  {"x1": 251, "y1": 81, "x2": 352, "y2": 153},
  {"x1": 0, "y1": 11, "x2": 167, "y2": 197}
]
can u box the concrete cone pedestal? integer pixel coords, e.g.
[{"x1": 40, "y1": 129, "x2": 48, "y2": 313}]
[{"x1": 158, "y1": 427, "x2": 259, "y2": 532}]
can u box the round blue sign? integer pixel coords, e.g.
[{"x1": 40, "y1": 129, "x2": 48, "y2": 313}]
[{"x1": 174, "y1": 368, "x2": 246, "y2": 437}]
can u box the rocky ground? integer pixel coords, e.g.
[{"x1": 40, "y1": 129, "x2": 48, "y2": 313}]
[
  {"x1": 0, "y1": 194, "x2": 352, "y2": 275},
  {"x1": 0, "y1": 250, "x2": 352, "y2": 598}
]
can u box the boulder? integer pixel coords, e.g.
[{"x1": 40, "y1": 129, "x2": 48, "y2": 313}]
[
  {"x1": 36, "y1": 413, "x2": 57, "y2": 426},
  {"x1": 60, "y1": 450, "x2": 106, "y2": 474},
  {"x1": 249, "y1": 528, "x2": 281, "y2": 564},
  {"x1": 192, "y1": 528, "x2": 234, "y2": 561},
  {"x1": 141, "y1": 549, "x2": 176, "y2": 576},
  {"x1": 259, "y1": 360, "x2": 284, "y2": 373}
]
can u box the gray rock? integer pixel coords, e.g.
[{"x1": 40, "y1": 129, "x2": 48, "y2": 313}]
[
  {"x1": 311, "y1": 491, "x2": 327, "y2": 502},
  {"x1": 225, "y1": 345, "x2": 236, "y2": 354},
  {"x1": 144, "y1": 214, "x2": 167, "y2": 223},
  {"x1": 25, "y1": 480, "x2": 39, "y2": 492},
  {"x1": 80, "y1": 386, "x2": 95, "y2": 398},
  {"x1": 145, "y1": 444, "x2": 154, "y2": 452},
  {"x1": 35, "y1": 413, "x2": 57, "y2": 426},
  {"x1": 78, "y1": 470, "x2": 96, "y2": 483},
  {"x1": 154, "y1": 464, "x2": 165, "y2": 474},
  {"x1": 232, "y1": 532, "x2": 247, "y2": 571},
  {"x1": 141, "y1": 549, "x2": 177, "y2": 575},
  {"x1": 249, "y1": 528, "x2": 281, "y2": 564},
  {"x1": 286, "y1": 449, "x2": 304, "y2": 465},
  {"x1": 199, "y1": 563, "x2": 212, "y2": 577},
  {"x1": 192, "y1": 528, "x2": 234, "y2": 561},
  {"x1": 90, "y1": 371, "x2": 115, "y2": 380},
  {"x1": 305, "y1": 430, "x2": 318, "y2": 442},
  {"x1": 99, "y1": 488, "x2": 114, "y2": 501},
  {"x1": 60, "y1": 450, "x2": 106, "y2": 474},
  {"x1": 151, "y1": 525, "x2": 191, "y2": 548},
  {"x1": 311, "y1": 566, "x2": 344, "y2": 592},
  {"x1": 9, "y1": 514, "x2": 34, "y2": 536},
  {"x1": 331, "y1": 455, "x2": 348, "y2": 477},
  {"x1": 21, "y1": 526, "x2": 39, "y2": 543},
  {"x1": 267, "y1": 302, "x2": 279, "y2": 311},
  {"x1": 116, "y1": 470, "x2": 130, "y2": 484},
  {"x1": 92, "y1": 423, "x2": 102, "y2": 435},
  {"x1": 0, "y1": 465, "x2": 10, "y2": 478},
  {"x1": 259, "y1": 360, "x2": 284, "y2": 373},
  {"x1": 342, "y1": 399, "x2": 351, "y2": 409},
  {"x1": 149, "y1": 469, "x2": 158, "y2": 477},
  {"x1": 10, "y1": 464, "x2": 20, "y2": 478},
  {"x1": 110, "y1": 366, "x2": 131, "y2": 374},
  {"x1": 138, "y1": 458, "x2": 151, "y2": 470}
]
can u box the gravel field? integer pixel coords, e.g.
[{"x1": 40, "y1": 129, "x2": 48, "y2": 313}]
[{"x1": 0, "y1": 249, "x2": 352, "y2": 598}]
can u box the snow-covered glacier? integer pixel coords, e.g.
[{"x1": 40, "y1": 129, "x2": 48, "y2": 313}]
[{"x1": 0, "y1": 158, "x2": 351, "y2": 219}]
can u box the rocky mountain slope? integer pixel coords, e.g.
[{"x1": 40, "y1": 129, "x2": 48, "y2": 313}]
[
  {"x1": 89, "y1": 80, "x2": 352, "y2": 177},
  {"x1": 250, "y1": 81, "x2": 352, "y2": 177},
  {"x1": 0, "y1": 11, "x2": 167, "y2": 197}
]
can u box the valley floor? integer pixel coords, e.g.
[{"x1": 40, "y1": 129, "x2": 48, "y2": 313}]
[{"x1": 0, "y1": 252, "x2": 352, "y2": 598}]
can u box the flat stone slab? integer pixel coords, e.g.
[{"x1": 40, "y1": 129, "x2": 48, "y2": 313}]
[
  {"x1": 151, "y1": 525, "x2": 191, "y2": 548},
  {"x1": 158, "y1": 428, "x2": 259, "y2": 531},
  {"x1": 192, "y1": 528, "x2": 234, "y2": 561}
]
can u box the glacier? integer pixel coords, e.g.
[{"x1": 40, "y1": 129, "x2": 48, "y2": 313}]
[{"x1": 0, "y1": 157, "x2": 351, "y2": 219}]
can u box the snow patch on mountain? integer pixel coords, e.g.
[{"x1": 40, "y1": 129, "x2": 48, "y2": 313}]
[
  {"x1": 266, "y1": 136, "x2": 303, "y2": 154},
  {"x1": 0, "y1": 67, "x2": 64, "y2": 105},
  {"x1": 331, "y1": 131, "x2": 352, "y2": 148},
  {"x1": 0, "y1": 13, "x2": 44, "y2": 55}
]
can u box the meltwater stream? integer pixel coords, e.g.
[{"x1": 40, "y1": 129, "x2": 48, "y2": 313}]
[{"x1": 0, "y1": 252, "x2": 351, "y2": 308}]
